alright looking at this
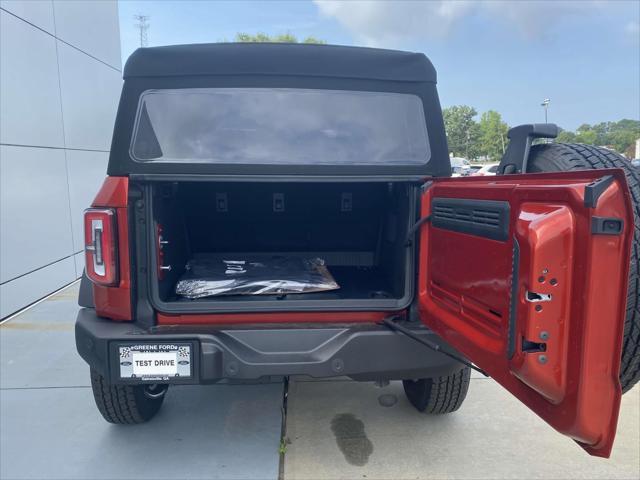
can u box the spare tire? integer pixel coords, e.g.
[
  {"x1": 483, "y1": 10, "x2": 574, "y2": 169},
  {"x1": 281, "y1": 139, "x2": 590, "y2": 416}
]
[{"x1": 527, "y1": 143, "x2": 639, "y2": 393}]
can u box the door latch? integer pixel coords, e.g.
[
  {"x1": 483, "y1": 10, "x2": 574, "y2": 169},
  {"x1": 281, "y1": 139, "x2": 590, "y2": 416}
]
[{"x1": 525, "y1": 291, "x2": 552, "y2": 302}]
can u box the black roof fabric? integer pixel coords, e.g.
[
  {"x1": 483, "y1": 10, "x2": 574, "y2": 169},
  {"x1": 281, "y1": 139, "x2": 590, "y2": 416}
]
[{"x1": 123, "y1": 43, "x2": 436, "y2": 83}]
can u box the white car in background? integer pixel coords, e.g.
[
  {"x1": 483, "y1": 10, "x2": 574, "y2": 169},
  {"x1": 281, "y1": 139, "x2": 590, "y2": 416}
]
[
  {"x1": 472, "y1": 163, "x2": 500, "y2": 176},
  {"x1": 450, "y1": 157, "x2": 471, "y2": 176},
  {"x1": 468, "y1": 165, "x2": 482, "y2": 175}
]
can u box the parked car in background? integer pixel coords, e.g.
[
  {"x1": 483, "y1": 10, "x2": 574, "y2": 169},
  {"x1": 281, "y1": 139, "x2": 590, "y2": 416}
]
[
  {"x1": 472, "y1": 163, "x2": 500, "y2": 176},
  {"x1": 450, "y1": 157, "x2": 470, "y2": 176},
  {"x1": 468, "y1": 165, "x2": 482, "y2": 175}
]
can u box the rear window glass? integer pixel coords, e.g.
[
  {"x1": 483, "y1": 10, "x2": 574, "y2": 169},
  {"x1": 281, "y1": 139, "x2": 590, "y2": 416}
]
[{"x1": 130, "y1": 88, "x2": 430, "y2": 166}]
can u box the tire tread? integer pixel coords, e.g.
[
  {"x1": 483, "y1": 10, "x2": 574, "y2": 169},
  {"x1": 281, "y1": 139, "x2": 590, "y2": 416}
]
[
  {"x1": 90, "y1": 369, "x2": 164, "y2": 424},
  {"x1": 403, "y1": 367, "x2": 471, "y2": 414},
  {"x1": 529, "y1": 143, "x2": 640, "y2": 393}
]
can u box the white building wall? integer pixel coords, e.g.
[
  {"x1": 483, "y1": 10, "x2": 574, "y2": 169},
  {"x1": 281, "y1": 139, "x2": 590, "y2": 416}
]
[{"x1": 0, "y1": 0, "x2": 121, "y2": 318}]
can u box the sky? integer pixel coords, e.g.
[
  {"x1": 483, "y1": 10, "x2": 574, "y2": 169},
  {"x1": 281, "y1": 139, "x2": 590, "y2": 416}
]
[{"x1": 117, "y1": 0, "x2": 640, "y2": 131}]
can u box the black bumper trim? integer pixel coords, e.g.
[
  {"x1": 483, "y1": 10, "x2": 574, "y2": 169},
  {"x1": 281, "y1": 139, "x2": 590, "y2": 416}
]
[{"x1": 75, "y1": 308, "x2": 463, "y2": 384}]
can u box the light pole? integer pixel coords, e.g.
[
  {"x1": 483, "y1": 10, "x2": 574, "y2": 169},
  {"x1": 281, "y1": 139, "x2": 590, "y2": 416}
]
[{"x1": 541, "y1": 98, "x2": 550, "y2": 124}]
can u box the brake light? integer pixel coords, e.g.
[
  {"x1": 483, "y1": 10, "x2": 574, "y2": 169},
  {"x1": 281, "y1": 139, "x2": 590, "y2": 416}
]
[{"x1": 84, "y1": 208, "x2": 119, "y2": 286}]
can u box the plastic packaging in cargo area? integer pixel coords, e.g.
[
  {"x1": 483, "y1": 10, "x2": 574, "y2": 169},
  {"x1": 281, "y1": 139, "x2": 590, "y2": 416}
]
[{"x1": 175, "y1": 255, "x2": 340, "y2": 299}]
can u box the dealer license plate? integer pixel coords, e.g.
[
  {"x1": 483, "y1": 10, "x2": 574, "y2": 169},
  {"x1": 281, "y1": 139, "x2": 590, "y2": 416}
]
[{"x1": 119, "y1": 344, "x2": 192, "y2": 380}]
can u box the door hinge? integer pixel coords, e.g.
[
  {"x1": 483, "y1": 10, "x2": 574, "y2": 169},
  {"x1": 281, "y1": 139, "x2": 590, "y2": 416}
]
[{"x1": 405, "y1": 215, "x2": 431, "y2": 246}]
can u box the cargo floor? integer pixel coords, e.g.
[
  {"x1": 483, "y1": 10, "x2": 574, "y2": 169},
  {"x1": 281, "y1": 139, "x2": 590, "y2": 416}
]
[{"x1": 173, "y1": 266, "x2": 396, "y2": 302}]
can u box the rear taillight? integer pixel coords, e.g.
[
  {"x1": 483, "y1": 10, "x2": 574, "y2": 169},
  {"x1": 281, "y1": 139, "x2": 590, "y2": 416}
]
[{"x1": 84, "y1": 208, "x2": 119, "y2": 286}]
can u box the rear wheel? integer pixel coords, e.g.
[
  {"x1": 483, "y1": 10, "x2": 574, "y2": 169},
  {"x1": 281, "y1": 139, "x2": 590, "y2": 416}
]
[
  {"x1": 90, "y1": 369, "x2": 168, "y2": 424},
  {"x1": 528, "y1": 143, "x2": 640, "y2": 393},
  {"x1": 402, "y1": 366, "x2": 471, "y2": 414}
]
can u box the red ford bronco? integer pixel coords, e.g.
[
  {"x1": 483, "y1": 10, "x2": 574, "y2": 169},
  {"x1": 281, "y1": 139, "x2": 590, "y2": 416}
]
[{"x1": 76, "y1": 43, "x2": 639, "y2": 457}]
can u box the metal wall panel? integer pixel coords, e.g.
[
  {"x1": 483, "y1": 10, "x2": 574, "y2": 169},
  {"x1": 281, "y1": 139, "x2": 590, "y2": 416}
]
[
  {"x1": 57, "y1": 41, "x2": 121, "y2": 151},
  {"x1": 0, "y1": 257, "x2": 76, "y2": 318},
  {"x1": 0, "y1": 10, "x2": 65, "y2": 147},
  {"x1": 73, "y1": 252, "x2": 85, "y2": 278},
  {"x1": 51, "y1": 0, "x2": 121, "y2": 69},
  {"x1": 0, "y1": 145, "x2": 74, "y2": 284},
  {"x1": 0, "y1": 1, "x2": 121, "y2": 318},
  {"x1": 66, "y1": 149, "x2": 109, "y2": 254},
  {"x1": 0, "y1": 0, "x2": 55, "y2": 34}
]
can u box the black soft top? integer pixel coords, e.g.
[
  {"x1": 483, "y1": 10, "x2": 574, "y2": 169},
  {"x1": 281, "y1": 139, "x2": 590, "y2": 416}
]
[
  {"x1": 123, "y1": 43, "x2": 437, "y2": 83},
  {"x1": 110, "y1": 43, "x2": 450, "y2": 178}
]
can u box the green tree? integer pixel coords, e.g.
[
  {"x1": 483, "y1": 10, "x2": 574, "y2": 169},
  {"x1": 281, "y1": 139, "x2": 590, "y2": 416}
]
[
  {"x1": 558, "y1": 120, "x2": 640, "y2": 155},
  {"x1": 556, "y1": 129, "x2": 577, "y2": 143},
  {"x1": 302, "y1": 36, "x2": 325, "y2": 44},
  {"x1": 478, "y1": 110, "x2": 509, "y2": 162},
  {"x1": 234, "y1": 32, "x2": 325, "y2": 44},
  {"x1": 443, "y1": 105, "x2": 479, "y2": 159},
  {"x1": 466, "y1": 122, "x2": 483, "y2": 160},
  {"x1": 606, "y1": 119, "x2": 640, "y2": 153},
  {"x1": 575, "y1": 124, "x2": 598, "y2": 145}
]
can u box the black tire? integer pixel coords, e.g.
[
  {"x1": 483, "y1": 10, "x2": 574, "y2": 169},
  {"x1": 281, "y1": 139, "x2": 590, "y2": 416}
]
[
  {"x1": 528, "y1": 143, "x2": 640, "y2": 393},
  {"x1": 402, "y1": 366, "x2": 471, "y2": 414},
  {"x1": 90, "y1": 369, "x2": 168, "y2": 424}
]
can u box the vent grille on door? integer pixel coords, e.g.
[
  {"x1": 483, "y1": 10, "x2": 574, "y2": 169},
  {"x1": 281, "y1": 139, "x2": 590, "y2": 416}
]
[{"x1": 431, "y1": 198, "x2": 510, "y2": 241}]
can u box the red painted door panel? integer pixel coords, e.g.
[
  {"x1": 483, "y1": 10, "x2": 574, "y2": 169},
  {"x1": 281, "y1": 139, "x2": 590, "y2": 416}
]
[{"x1": 418, "y1": 169, "x2": 633, "y2": 457}]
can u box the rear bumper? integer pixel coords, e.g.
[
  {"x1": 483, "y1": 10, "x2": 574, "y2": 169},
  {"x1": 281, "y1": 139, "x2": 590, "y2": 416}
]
[{"x1": 75, "y1": 308, "x2": 463, "y2": 384}]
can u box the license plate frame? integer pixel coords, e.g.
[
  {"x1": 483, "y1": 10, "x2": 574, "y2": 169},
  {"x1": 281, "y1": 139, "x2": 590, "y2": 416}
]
[{"x1": 117, "y1": 342, "x2": 194, "y2": 382}]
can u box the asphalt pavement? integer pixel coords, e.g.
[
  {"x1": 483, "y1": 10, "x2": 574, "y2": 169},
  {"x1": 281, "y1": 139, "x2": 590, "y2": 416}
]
[{"x1": 1, "y1": 283, "x2": 638, "y2": 480}]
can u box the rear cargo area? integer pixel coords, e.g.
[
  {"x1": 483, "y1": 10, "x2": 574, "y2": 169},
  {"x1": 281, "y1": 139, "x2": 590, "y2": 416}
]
[{"x1": 147, "y1": 181, "x2": 416, "y2": 311}]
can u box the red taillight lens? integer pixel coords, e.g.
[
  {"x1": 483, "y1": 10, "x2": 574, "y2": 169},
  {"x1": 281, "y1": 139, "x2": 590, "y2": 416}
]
[{"x1": 84, "y1": 208, "x2": 119, "y2": 286}]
